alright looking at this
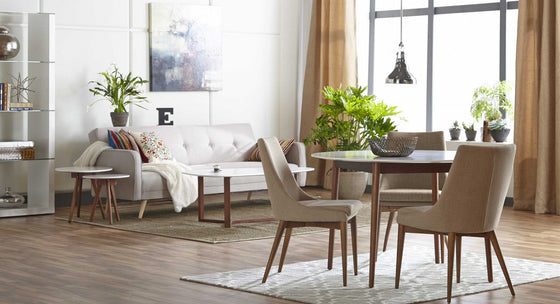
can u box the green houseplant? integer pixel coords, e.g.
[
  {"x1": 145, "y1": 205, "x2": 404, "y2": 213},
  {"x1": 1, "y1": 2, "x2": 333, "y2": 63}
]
[
  {"x1": 462, "y1": 122, "x2": 477, "y2": 141},
  {"x1": 470, "y1": 80, "x2": 513, "y2": 141},
  {"x1": 304, "y1": 85, "x2": 400, "y2": 199},
  {"x1": 449, "y1": 121, "x2": 461, "y2": 140},
  {"x1": 304, "y1": 85, "x2": 400, "y2": 151},
  {"x1": 89, "y1": 64, "x2": 150, "y2": 126}
]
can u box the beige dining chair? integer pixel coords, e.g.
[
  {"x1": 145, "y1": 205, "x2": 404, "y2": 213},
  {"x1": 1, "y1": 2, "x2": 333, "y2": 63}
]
[
  {"x1": 395, "y1": 144, "x2": 516, "y2": 303},
  {"x1": 380, "y1": 131, "x2": 447, "y2": 258},
  {"x1": 258, "y1": 137, "x2": 363, "y2": 286}
]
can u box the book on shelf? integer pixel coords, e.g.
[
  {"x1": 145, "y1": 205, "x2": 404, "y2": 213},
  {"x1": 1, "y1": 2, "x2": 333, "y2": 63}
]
[
  {"x1": 0, "y1": 141, "x2": 35, "y2": 160},
  {"x1": 0, "y1": 82, "x2": 11, "y2": 111},
  {"x1": 0, "y1": 141, "x2": 34, "y2": 148},
  {"x1": 9, "y1": 102, "x2": 33, "y2": 111}
]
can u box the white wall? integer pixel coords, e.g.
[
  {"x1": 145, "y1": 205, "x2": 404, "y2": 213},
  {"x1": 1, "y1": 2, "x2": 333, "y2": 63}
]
[{"x1": 0, "y1": 0, "x2": 301, "y2": 192}]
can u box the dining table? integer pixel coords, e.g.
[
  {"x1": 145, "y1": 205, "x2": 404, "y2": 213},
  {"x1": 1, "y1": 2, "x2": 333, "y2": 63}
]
[{"x1": 312, "y1": 149, "x2": 456, "y2": 288}]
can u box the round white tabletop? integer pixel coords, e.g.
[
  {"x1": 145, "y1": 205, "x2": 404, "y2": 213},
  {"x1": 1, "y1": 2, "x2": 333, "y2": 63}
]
[
  {"x1": 55, "y1": 166, "x2": 113, "y2": 174},
  {"x1": 82, "y1": 174, "x2": 130, "y2": 180}
]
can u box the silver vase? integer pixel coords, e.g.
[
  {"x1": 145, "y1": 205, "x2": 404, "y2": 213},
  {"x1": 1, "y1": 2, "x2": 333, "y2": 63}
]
[{"x1": 0, "y1": 26, "x2": 20, "y2": 60}]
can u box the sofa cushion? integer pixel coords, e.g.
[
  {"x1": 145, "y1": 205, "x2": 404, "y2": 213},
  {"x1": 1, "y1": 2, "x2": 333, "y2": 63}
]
[
  {"x1": 130, "y1": 131, "x2": 174, "y2": 163},
  {"x1": 249, "y1": 138, "x2": 294, "y2": 161},
  {"x1": 107, "y1": 129, "x2": 148, "y2": 163}
]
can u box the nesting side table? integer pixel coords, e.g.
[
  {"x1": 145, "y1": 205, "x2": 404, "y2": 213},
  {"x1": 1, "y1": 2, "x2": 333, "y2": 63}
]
[
  {"x1": 55, "y1": 166, "x2": 112, "y2": 223},
  {"x1": 83, "y1": 173, "x2": 130, "y2": 224}
]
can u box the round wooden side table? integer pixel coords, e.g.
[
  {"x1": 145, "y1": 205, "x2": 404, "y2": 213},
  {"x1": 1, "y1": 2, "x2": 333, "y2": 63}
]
[
  {"x1": 82, "y1": 173, "x2": 130, "y2": 225},
  {"x1": 55, "y1": 166, "x2": 112, "y2": 223}
]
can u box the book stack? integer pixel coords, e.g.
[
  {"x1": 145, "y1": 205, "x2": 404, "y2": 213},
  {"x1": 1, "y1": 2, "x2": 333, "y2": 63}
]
[
  {"x1": 0, "y1": 141, "x2": 35, "y2": 160},
  {"x1": 0, "y1": 83, "x2": 33, "y2": 111}
]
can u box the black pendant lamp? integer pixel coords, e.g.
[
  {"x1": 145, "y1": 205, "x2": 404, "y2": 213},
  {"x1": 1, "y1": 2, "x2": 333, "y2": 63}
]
[{"x1": 386, "y1": 0, "x2": 415, "y2": 84}]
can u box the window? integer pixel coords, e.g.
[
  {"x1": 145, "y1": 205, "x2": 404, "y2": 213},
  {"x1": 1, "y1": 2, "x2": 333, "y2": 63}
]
[{"x1": 358, "y1": 1, "x2": 518, "y2": 138}]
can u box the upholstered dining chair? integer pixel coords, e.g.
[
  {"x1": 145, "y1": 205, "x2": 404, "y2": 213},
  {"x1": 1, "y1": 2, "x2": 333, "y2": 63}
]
[
  {"x1": 395, "y1": 144, "x2": 516, "y2": 303},
  {"x1": 380, "y1": 131, "x2": 447, "y2": 256},
  {"x1": 258, "y1": 137, "x2": 363, "y2": 286}
]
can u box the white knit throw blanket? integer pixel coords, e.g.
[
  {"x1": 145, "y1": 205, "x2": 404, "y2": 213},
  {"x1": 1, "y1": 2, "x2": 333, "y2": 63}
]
[{"x1": 74, "y1": 141, "x2": 198, "y2": 212}]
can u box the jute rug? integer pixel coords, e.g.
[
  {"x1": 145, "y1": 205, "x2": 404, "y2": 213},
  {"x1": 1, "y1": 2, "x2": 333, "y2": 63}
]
[
  {"x1": 57, "y1": 199, "x2": 375, "y2": 243},
  {"x1": 181, "y1": 246, "x2": 560, "y2": 304}
]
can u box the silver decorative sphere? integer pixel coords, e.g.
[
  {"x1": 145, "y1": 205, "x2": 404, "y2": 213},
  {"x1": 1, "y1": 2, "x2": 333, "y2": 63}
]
[{"x1": 0, "y1": 26, "x2": 20, "y2": 60}]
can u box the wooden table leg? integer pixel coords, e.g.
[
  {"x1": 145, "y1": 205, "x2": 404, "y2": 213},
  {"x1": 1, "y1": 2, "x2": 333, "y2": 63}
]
[
  {"x1": 68, "y1": 174, "x2": 81, "y2": 223},
  {"x1": 369, "y1": 163, "x2": 381, "y2": 288},
  {"x1": 89, "y1": 180, "x2": 105, "y2": 222},
  {"x1": 76, "y1": 175, "x2": 83, "y2": 218},
  {"x1": 432, "y1": 173, "x2": 441, "y2": 264},
  {"x1": 106, "y1": 180, "x2": 113, "y2": 225},
  {"x1": 197, "y1": 177, "x2": 205, "y2": 221},
  {"x1": 224, "y1": 177, "x2": 231, "y2": 228},
  {"x1": 110, "y1": 181, "x2": 120, "y2": 221}
]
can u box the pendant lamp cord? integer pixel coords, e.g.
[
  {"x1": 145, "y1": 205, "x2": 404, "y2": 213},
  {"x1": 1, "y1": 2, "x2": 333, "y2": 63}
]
[{"x1": 399, "y1": 0, "x2": 403, "y2": 48}]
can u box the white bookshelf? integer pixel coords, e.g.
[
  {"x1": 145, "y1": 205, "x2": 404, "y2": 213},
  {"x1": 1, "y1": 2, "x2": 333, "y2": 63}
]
[{"x1": 0, "y1": 12, "x2": 55, "y2": 217}]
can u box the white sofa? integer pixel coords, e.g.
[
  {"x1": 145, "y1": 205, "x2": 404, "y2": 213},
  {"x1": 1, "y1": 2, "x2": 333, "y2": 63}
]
[{"x1": 88, "y1": 123, "x2": 307, "y2": 217}]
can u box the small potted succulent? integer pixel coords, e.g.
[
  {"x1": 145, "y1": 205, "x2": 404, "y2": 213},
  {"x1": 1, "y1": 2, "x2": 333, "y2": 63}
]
[
  {"x1": 88, "y1": 64, "x2": 150, "y2": 127},
  {"x1": 462, "y1": 122, "x2": 477, "y2": 141},
  {"x1": 488, "y1": 118, "x2": 510, "y2": 142},
  {"x1": 449, "y1": 121, "x2": 461, "y2": 140}
]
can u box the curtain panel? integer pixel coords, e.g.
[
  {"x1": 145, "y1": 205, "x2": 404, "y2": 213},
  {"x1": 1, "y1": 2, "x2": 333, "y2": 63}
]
[
  {"x1": 299, "y1": 0, "x2": 357, "y2": 187},
  {"x1": 514, "y1": 0, "x2": 560, "y2": 214}
]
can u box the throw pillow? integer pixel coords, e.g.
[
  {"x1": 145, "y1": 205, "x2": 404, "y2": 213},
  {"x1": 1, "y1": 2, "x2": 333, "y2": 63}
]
[
  {"x1": 249, "y1": 138, "x2": 294, "y2": 161},
  {"x1": 129, "y1": 131, "x2": 174, "y2": 163},
  {"x1": 107, "y1": 129, "x2": 148, "y2": 163}
]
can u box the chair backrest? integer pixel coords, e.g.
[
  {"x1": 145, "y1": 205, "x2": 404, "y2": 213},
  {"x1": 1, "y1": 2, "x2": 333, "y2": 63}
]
[
  {"x1": 431, "y1": 144, "x2": 516, "y2": 233},
  {"x1": 381, "y1": 131, "x2": 446, "y2": 190},
  {"x1": 258, "y1": 137, "x2": 311, "y2": 219}
]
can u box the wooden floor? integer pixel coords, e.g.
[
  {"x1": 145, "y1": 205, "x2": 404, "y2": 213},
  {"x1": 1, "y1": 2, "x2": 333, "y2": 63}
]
[{"x1": 1, "y1": 188, "x2": 560, "y2": 304}]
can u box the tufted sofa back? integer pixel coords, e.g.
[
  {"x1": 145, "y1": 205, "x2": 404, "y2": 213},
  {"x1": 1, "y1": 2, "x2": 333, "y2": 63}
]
[{"x1": 88, "y1": 123, "x2": 257, "y2": 165}]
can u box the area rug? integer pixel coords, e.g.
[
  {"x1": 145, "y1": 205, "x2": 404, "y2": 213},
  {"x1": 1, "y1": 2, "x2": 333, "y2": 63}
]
[
  {"x1": 181, "y1": 246, "x2": 560, "y2": 304},
  {"x1": 57, "y1": 199, "x2": 374, "y2": 244}
]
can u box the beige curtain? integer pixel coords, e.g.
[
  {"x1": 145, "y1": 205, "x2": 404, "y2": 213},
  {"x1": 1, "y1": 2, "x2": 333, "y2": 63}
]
[
  {"x1": 514, "y1": 0, "x2": 560, "y2": 214},
  {"x1": 299, "y1": 0, "x2": 357, "y2": 187}
]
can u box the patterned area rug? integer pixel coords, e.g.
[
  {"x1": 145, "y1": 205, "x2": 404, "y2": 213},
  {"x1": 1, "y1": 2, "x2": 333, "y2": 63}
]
[
  {"x1": 57, "y1": 199, "x2": 374, "y2": 244},
  {"x1": 181, "y1": 246, "x2": 560, "y2": 304}
]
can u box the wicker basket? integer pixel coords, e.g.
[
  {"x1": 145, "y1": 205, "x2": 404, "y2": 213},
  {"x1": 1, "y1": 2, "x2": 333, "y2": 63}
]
[
  {"x1": 368, "y1": 137, "x2": 418, "y2": 157},
  {"x1": 20, "y1": 148, "x2": 35, "y2": 160}
]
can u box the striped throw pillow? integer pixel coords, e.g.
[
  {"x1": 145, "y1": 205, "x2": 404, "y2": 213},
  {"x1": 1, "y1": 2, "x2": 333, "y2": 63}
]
[
  {"x1": 249, "y1": 138, "x2": 294, "y2": 161},
  {"x1": 107, "y1": 129, "x2": 148, "y2": 163}
]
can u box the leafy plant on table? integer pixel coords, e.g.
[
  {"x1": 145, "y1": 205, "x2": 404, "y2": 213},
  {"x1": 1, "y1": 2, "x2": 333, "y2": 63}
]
[{"x1": 304, "y1": 85, "x2": 401, "y2": 151}]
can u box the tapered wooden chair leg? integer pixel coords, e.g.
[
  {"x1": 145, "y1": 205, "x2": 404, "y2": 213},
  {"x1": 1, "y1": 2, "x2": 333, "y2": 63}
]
[
  {"x1": 434, "y1": 234, "x2": 440, "y2": 264},
  {"x1": 456, "y1": 235, "x2": 462, "y2": 283},
  {"x1": 485, "y1": 234, "x2": 493, "y2": 282},
  {"x1": 340, "y1": 221, "x2": 348, "y2": 287},
  {"x1": 262, "y1": 221, "x2": 286, "y2": 283},
  {"x1": 447, "y1": 233, "x2": 456, "y2": 303},
  {"x1": 395, "y1": 224, "x2": 405, "y2": 289},
  {"x1": 327, "y1": 228, "x2": 335, "y2": 270},
  {"x1": 278, "y1": 227, "x2": 292, "y2": 272},
  {"x1": 489, "y1": 231, "x2": 515, "y2": 296},
  {"x1": 383, "y1": 211, "x2": 395, "y2": 252},
  {"x1": 350, "y1": 217, "x2": 358, "y2": 275}
]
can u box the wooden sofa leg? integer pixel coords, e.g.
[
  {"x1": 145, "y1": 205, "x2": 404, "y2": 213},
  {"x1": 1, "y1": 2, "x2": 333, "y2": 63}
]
[{"x1": 138, "y1": 200, "x2": 148, "y2": 219}]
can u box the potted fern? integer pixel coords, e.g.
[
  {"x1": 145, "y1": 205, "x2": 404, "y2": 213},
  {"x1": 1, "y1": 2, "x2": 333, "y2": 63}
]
[
  {"x1": 88, "y1": 64, "x2": 150, "y2": 126},
  {"x1": 304, "y1": 85, "x2": 400, "y2": 198},
  {"x1": 470, "y1": 80, "x2": 513, "y2": 142}
]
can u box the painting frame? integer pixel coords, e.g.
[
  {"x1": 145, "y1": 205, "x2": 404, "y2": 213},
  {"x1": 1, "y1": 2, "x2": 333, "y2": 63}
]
[{"x1": 149, "y1": 4, "x2": 222, "y2": 92}]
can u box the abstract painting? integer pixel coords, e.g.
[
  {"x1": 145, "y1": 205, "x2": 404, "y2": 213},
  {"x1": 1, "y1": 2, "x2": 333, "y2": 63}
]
[{"x1": 149, "y1": 4, "x2": 222, "y2": 91}]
